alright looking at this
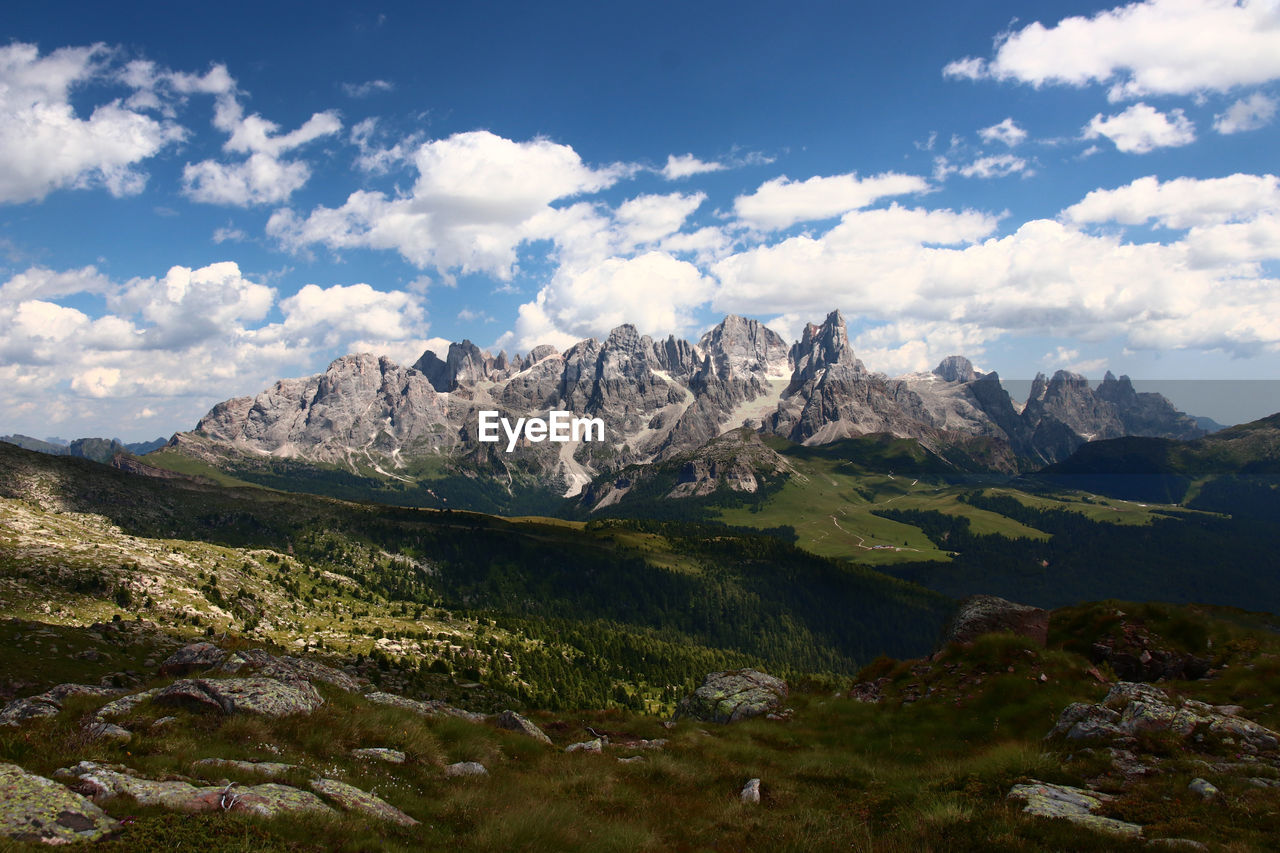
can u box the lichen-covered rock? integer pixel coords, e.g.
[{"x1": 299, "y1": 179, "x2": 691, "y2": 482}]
[
  {"x1": 365, "y1": 691, "x2": 485, "y2": 722},
  {"x1": 494, "y1": 710, "x2": 552, "y2": 744},
  {"x1": 60, "y1": 761, "x2": 333, "y2": 817},
  {"x1": 311, "y1": 777, "x2": 419, "y2": 826},
  {"x1": 1049, "y1": 702, "x2": 1123, "y2": 740},
  {"x1": 0, "y1": 683, "x2": 122, "y2": 726},
  {"x1": 158, "y1": 642, "x2": 227, "y2": 676},
  {"x1": 90, "y1": 722, "x2": 133, "y2": 743},
  {"x1": 352, "y1": 747, "x2": 406, "y2": 764},
  {"x1": 565, "y1": 738, "x2": 604, "y2": 753},
  {"x1": 191, "y1": 758, "x2": 302, "y2": 778},
  {"x1": 0, "y1": 762, "x2": 119, "y2": 843},
  {"x1": 1188, "y1": 778, "x2": 1219, "y2": 799},
  {"x1": 944, "y1": 595, "x2": 1049, "y2": 647},
  {"x1": 444, "y1": 761, "x2": 487, "y2": 777},
  {"x1": 1008, "y1": 781, "x2": 1142, "y2": 838},
  {"x1": 95, "y1": 687, "x2": 160, "y2": 721},
  {"x1": 672, "y1": 669, "x2": 788, "y2": 724},
  {"x1": 154, "y1": 677, "x2": 323, "y2": 717},
  {"x1": 218, "y1": 648, "x2": 361, "y2": 693}
]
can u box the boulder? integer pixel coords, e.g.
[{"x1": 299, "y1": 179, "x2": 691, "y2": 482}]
[
  {"x1": 191, "y1": 758, "x2": 301, "y2": 778},
  {"x1": 218, "y1": 648, "x2": 361, "y2": 693},
  {"x1": 672, "y1": 670, "x2": 788, "y2": 724},
  {"x1": 494, "y1": 710, "x2": 553, "y2": 744},
  {"x1": 565, "y1": 738, "x2": 604, "y2": 754},
  {"x1": 0, "y1": 683, "x2": 122, "y2": 727},
  {"x1": 154, "y1": 677, "x2": 323, "y2": 717},
  {"x1": 158, "y1": 642, "x2": 227, "y2": 676},
  {"x1": 0, "y1": 762, "x2": 119, "y2": 844},
  {"x1": 1008, "y1": 780, "x2": 1142, "y2": 838},
  {"x1": 943, "y1": 595, "x2": 1049, "y2": 647},
  {"x1": 311, "y1": 777, "x2": 419, "y2": 827},
  {"x1": 444, "y1": 761, "x2": 487, "y2": 777},
  {"x1": 740, "y1": 778, "x2": 762, "y2": 804},
  {"x1": 1188, "y1": 778, "x2": 1219, "y2": 799},
  {"x1": 351, "y1": 747, "x2": 406, "y2": 764},
  {"x1": 365, "y1": 692, "x2": 485, "y2": 722},
  {"x1": 96, "y1": 687, "x2": 160, "y2": 721}
]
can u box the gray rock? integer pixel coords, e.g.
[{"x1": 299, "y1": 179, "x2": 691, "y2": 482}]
[
  {"x1": 0, "y1": 683, "x2": 122, "y2": 727},
  {"x1": 365, "y1": 691, "x2": 485, "y2": 722},
  {"x1": 740, "y1": 778, "x2": 761, "y2": 804},
  {"x1": 351, "y1": 747, "x2": 406, "y2": 764},
  {"x1": 673, "y1": 669, "x2": 788, "y2": 724},
  {"x1": 90, "y1": 722, "x2": 133, "y2": 743},
  {"x1": 565, "y1": 738, "x2": 604, "y2": 754},
  {"x1": 191, "y1": 758, "x2": 301, "y2": 778},
  {"x1": 154, "y1": 677, "x2": 323, "y2": 717},
  {"x1": 158, "y1": 641, "x2": 227, "y2": 676},
  {"x1": 311, "y1": 777, "x2": 419, "y2": 826},
  {"x1": 1188, "y1": 778, "x2": 1219, "y2": 799},
  {"x1": 494, "y1": 710, "x2": 552, "y2": 744},
  {"x1": 0, "y1": 762, "x2": 118, "y2": 843},
  {"x1": 1008, "y1": 780, "x2": 1142, "y2": 838},
  {"x1": 444, "y1": 761, "x2": 487, "y2": 777},
  {"x1": 944, "y1": 594, "x2": 1050, "y2": 647}
]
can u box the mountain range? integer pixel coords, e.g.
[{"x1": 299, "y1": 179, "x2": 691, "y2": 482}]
[{"x1": 160, "y1": 310, "x2": 1207, "y2": 511}]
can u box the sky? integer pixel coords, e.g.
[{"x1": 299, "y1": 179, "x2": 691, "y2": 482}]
[{"x1": 2, "y1": 0, "x2": 1279, "y2": 439}]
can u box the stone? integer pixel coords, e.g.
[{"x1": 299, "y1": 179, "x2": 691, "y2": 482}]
[
  {"x1": 311, "y1": 777, "x2": 419, "y2": 827},
  {"x1": 1008, "y1": 781, "x2": 1142, "y2": 838},
  {"x1": 365, "y1": 691, "x2": 485, "y2": 722},
  {"x1": 672, "y1": 669, "x2": 788, "y2": 724},
  {"x1": 191, "y1": 758, "x2": 301, "y2": 778},
  {"x1": 158, "y1": 641, "x2": 227, "y2": 676},
  {"x1": 0, "y1": 683, "x2": 122, "y2": 727},
  {"x1": 0, "y1": 762, "x2": 119, "y2": 844},
  {"x1": 96, "y1": 687, "x2": 160, "y2": 721},
  {"x1": 1147, "y1": 840, "x2": 1208, "y2": 851},
  {"x1": 494, "y1": 710, "x2": 552, "y2": 744},
  {"x1": 351, "y1": 747, "x2": 406, "y2": 764},
  {"x1": 444, "y1": 761, "x2": 487, "y2": 777},
  {"x1": 154, "y1": 677, "x2": 324, "y2": 717},
  {"x1": 943, "y1": 595, "x2": 1049, "y2": 647},
  {"x1": 91, "y1": 722, "x2": 133, "y2": 743},
  {"x1": 740, "y1": 778, "x2": 762, "y2": 804},
  {"x1": 1188, "y1": 778, "x2": 1219, "y2": 799},
  {"x1": 565, "y1": 738, "x2": 604, "y2": 753}
]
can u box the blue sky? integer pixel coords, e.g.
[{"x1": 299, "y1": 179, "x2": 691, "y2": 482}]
[{"x1": 2, "y1": 0, "x2": 1279, "y2": 439}]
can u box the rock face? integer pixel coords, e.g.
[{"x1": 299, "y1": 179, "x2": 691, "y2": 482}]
[
  {"x1": 365, "y1": 691, "x2": 485, "y2": 722},
  {"x1": 0, "y1": 762, "x2": 119, "y2": 844},
  {"x1": 0, "y1": 683, "x2": 121, "y2": 727},
  {"x1": 942, "y1": 595, "x2": 1050, "y2": 647},
  {"x1": 168, "y1": 310, "x2": 1207, "y2": 502},
  {"x1": 672, "y1": 669, "x2": 789, "y2": 724}
]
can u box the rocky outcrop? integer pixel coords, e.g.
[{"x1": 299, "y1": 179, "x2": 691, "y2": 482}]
[
  {"x1": 0, "y1": 683, "x2": 121, "y2": 727},
  {"x1": 1084, "y1": 620, "x2": 1212, "y2": 682},
  {"x1": 365, "y1": 691, "x2": 485, "y2": 722},
  {"x1": 444, "y1": 761, "x2": 488, "y2": 777},
  {"x1": 0, "y1": 762, "x2": 119, "y2": 844},
  {"x1": 672, "y1": 669, "x2": 788, "y2": 724},
  {"x1": 153, "y1": 677, "x2": 324, "y2": 717},
  {"x1": 351, "y1": 747, "x2": 406, "y2": 764},
  {"x1": 310, "y1": 777, "x2": 419, "y2": 827},
  {"x1": 943, "y1": 595, "x2": 1049, "y2": 647}
]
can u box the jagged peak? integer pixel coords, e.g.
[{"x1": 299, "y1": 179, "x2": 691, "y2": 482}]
[{"x1": 933, "y1": 355, "x2": 978, "y2": 384}]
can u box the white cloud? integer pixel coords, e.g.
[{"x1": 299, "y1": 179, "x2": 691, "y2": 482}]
[
  {"x1": 350, "y1": 117, "x2": 417, "y2": 174},
  {"x1": 1083, "y1": 103, "x2": 1196, "y2": 153},
  {"x1": 944, "y1": 0, "x2": 1280, "y2": 100},
  {"x1": 0, "y1": 42, "x2": 185, "y2": 204},
  {"x1": 1214, "y1": 92, "x2": 1279, "y2": 133},
  {"x1": 182, "y1": 84, "x2": 342, "y2": 206},
  {"x1": 733, "y1": 171, "x2": 930, "y2": 230},
  {"x1": 613, "y1": 192, "x2": 706, "y2": 248},
  {"x1": 1064, "y1": 173, "x2": 1280, "y2": 228},
  {"x1": 958, "y1": 154, "x2": 1029, "y2": 179},
  {"x1": 268, "y1": 130, "x2": 628, "y2": 278},
  {"x1": 341, "y1": 79, "x2": 394, "y2": 98},
  {"x1": 0, "y1": 265, "x2": 114, "y2": 301},
  {"x1": 504, "y1": 251, "x2": 715, "y2": 351},
  {"x1": 978, "y1": 117, "x2": 1028, "y2": 147},
  {"x1": 661, "y1": 153, "x2": 726, "y2": 180},
  {"x1": 212, "y1": 226, "x2": 248, "y2": 244},
  {"x1": 276, "y1": 283, "x2": 426, "y2": 348}
]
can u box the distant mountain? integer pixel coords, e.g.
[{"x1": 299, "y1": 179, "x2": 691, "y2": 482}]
[
  {"x1": 0, "y1": 434, "x2": 169, "y2": 463},
  {"x1": 157, "y1": 311, "x2": 1210, "y2": 512}
]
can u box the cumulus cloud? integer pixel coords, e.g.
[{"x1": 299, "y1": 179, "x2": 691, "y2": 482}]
[
  {"x1": 944, "y1": 0, "x2": 1280, "y2": 101},
  {"x1": 0, "y1": 261, "x2": 435, "y2": 436},
  {"x1": 0, "y1": 42, "x2": 186, "y2": 204},
  {"x1": 959, "y1": 154, "x2": 1029, "y2": 179},
  {"x1": 503, "y1": 251, "x2": 715, "y2": 351},
  {"x1": 268, "y1": 130, "x2": 629, "y2": 278},
  {"x1": 613, "y1": 192, "x2": 706, "y2": 248},
  {"x1": 1214, "y1": 92, "x2": 1278, "y2": 133},
  {"x1": 182, "y1": 91, "x2": 342, "y2": 206},
  {"x1": 1083, "y1": 103, "x2": 1196, "y2": 153},
  {"x1": 978, "y1": 117, "x2": 1028, "y2": 147},
  {"x1": 1063, "y1": 173, "x2": 1280, "y2": 228},
  {"x1": 661, "y1": 153, "x2": 726, "y2": 180},
  {"x1": 733, "y1": 171, "x2": 930, "y2": 230}
]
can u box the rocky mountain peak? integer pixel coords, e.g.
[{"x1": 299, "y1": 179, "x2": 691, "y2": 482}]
[
  {"x1": 933, "y1": 356, "x2": 979, "y2": 384},
  {"x1": 698, "y1": 314, "x2": 790, "y2": 380}
]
